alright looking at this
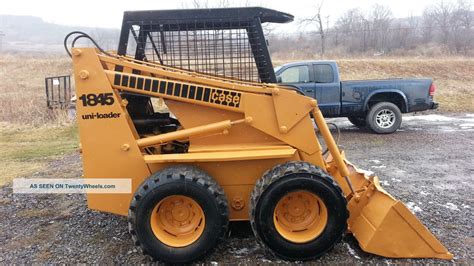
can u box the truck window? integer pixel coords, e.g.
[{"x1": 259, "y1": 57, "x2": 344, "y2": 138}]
[
  {"x1": 278, "y1": 65, "x2": 310, "y2": 83},
  {"x1": 313, "y1": 64, "x2": 334, "y2": 83}
]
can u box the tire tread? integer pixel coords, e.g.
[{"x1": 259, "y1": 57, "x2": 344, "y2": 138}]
[
  {"x1": 366, "y1": 102, "x2": 402, "y2": 134},
  {"x1": 128, "y1": 165, "x2": 229, "y2": 263},
  {"x1": 249, "y1": 161, "x2": 348, "y2": 260}
]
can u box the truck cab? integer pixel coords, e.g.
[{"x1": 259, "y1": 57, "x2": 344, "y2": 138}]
[{"x1": 275, "y1": 61, "x2": 341, "y2": 116}]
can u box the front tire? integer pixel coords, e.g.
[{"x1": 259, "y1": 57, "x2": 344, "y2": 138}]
[
  {"x1": 128, "y1": 165, "x2": 229, "y2": 263},
  {"x1": 249, "y1": 161, "x2": 348, "y2": 261},
  {"x1": 366, "y1": 102, "x2": 402, "y2": 134}
]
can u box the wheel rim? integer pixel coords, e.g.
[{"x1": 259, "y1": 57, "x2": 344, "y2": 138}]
[
  {"x1": 273, "y1": 190, "x2": 328, "y2": 243},
  {"x1": 375, "y1": 109, "x2": 396, "y2": 128},
  {"x1": 150, "y1": 195, "x2": 205, "y2": 247}
]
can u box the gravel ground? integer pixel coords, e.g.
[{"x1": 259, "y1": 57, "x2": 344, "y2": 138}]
[{"x1": 0, "y1": 113, "x2": 473, "y2": 264}]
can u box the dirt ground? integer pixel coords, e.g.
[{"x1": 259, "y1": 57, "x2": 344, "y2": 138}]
[{"x1": 0, "y1": 113, "x2": 473, "y2": 264}]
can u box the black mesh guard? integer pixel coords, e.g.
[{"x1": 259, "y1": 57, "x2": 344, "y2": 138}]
[{"x1": 117, "y1": 7, "x2": 293, "y2": 83}]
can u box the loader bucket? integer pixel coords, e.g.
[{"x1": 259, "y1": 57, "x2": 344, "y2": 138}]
[{"x1": 327, "y1": 155, "x2": 453, "y2": 260}]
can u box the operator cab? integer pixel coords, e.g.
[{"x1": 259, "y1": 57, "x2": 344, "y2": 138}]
[{"x1": 116, "y1": 7, "x2": 294, "y2": 145}]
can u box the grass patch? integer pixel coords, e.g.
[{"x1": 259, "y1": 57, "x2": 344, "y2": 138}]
[{"x1": 0, "y1": 124, "x2": 78, "y2": 186}]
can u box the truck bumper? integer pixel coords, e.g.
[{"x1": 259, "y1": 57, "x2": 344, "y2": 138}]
[{"x1": 430, "y1": 102, "x2": 439, "y2": 110}]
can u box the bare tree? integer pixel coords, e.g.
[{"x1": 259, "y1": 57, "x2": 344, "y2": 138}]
[
  {"x1": 390, "y1": 13, "x2": 419, "y2": 50},
  {"x1": 335, "y1": 8, "x2": 369, "y2": 52},
  {"x1": 177, "y1": 0, "x2": 474, "y2": 57},
  {"x1": 432, "y1": 1, "x2": 454, "y2": 46},
  {"x1": 422, "y1": 7, "x2": 436, "y2": 43},
  {"x1": 370, "y1": 4, "x2": 393, "y2": 52},
  {"x1": 300, "y1": 0, "x2": 329, "y2": 57},
  {"x1": 451, "y1": 0, "x2": 473, "y2": 53},
  {"x1": 455, "y1": 0, "x2": 473, "y2": 29}
]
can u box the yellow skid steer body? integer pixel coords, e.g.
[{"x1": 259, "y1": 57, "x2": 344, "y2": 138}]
[{"x1": 72, "y1": 47, "x2": 452, "y2": 260}]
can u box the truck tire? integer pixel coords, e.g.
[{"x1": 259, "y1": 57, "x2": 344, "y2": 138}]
[
  {"x1": 249, "y1": 161, "x2": 348, "y2": 261},
  {"x1": 366, "y1": 102, "x2": 402, "y2": 134},
  {"x1": 347, "y1": 116, "x2": 366, "y2": 127},
  {"x1": 128, "y1": 166, "x2": 229, "y2": 263}
]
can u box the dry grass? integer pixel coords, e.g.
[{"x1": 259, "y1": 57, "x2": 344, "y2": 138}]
[
  {"x1": 0, "y1": 53, "x2": 72, "y2": 125},
  {"x1": 274, "y1": 57, "x2": 474, "y2": 112}
]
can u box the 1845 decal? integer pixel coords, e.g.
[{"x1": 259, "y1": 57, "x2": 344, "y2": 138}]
[{"x1": 79, "y1": 93, "x2": 114, "y2": 107}]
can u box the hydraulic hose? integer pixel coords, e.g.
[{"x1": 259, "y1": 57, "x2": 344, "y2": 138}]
[{"x1": 63, "y1": 31, "x2": 113, "y2": 58}]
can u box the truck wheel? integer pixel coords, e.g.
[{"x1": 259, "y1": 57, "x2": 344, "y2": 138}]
[
  {"x1": 366, "y1": 102, "x2": 402, "y2": 134},
  {"x1": 347, "y1": 116, "x2": 366, "y2": 127},
  {"x1": 128, "y1": 166, "x2": 229, "y2": 263},
  {"x1": 249, "y1": 161, "x2": 348, "y2": 261}
]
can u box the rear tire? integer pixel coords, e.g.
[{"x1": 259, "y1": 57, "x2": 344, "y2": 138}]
[
  {"x1": 347, "y1": 116, "x2": 366, "y2": 127},
  {"x1": 128, "y1": 165, "x2": 229, "y2": 263},
  {"x1": 366, "y1": 102, "x2": 402, "y2": 134},
  {"x1": 249, "y1": 161, "x2": 348, "y2": 261}
]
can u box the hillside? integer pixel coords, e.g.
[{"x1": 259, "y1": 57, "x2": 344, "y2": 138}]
[{"x1": 0, "y1": 15, "x2": 119, "y2": 53}]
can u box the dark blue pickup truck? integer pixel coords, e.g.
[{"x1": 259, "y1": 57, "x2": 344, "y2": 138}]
[{"x1": 275, "y1": 61, "x2": 438, "y2": 134}]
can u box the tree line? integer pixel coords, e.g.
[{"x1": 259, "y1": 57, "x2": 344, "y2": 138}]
[{"x1": 268, "y1": 0, "x2": 473, "y2": 57}]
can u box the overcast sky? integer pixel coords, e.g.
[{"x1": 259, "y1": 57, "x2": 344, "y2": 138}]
[{"x1": 1, "y1": 0, "x2": 443, "y2": 31}]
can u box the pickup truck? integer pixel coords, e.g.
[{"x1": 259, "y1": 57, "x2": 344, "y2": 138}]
[{"x1": 275, "y1": 61, "x2": 438, "y2": 133}]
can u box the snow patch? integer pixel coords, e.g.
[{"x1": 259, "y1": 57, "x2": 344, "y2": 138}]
[
  {"x1": 444, "y1": 202, "x2": 459, "y2": 211},
  {"x1": 379, "y1": 180, "x2": 390, "y2": 186},
  {"x1": 391, "y1": 178, "x2": 402, "y2": 182},
  {"x1": 404, "y1": 114, "x2": 474, "y2": 126},
  {"x1": 404, "y1": 114, "x2": 459, "y2": 122},
  {"x1": 369, "y1": 159, "x2": 381, "y2": 164},
  {"x1": 461, "y1": 204, "x2": 470, "y2": 209},
  {"x1": 419, "y1": 191, "x2": 430, "y2": 196},
  {"x1": 372, "y1": 165, "x2": 386, "y2": 169},
  {"x1": 344, "y1": 242, "x2": 361, "y2": 259},
  {"x1": 406, "y1": 202, "x2": 423, "y2": 213},
  {"x1": 232, "y1": 248, "x2": 249, "y2": 255}
]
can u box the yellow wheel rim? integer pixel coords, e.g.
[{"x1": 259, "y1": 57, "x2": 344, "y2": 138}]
[
  {"x1": 150, "y1": 195, "x2": 205, "y2": 247},
  {"x1": 273, "y1": 190, "x2": 328, "y2": 243}
]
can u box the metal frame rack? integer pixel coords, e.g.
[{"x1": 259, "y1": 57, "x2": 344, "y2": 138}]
[{"x1": 117, "y1": 7, "x2": 293, "y2": 83}]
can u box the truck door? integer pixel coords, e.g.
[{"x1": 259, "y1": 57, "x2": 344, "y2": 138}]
[
  {"x1": 275, "y1": 64, "x2": 314, "y2": 97},
  {"x1": 312, "y1": 63, "x2": 341, "y2": 116}
]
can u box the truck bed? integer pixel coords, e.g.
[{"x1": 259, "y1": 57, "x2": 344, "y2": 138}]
[{"x1": 340, "y1": 78, "x2": 434, "y2": 115}]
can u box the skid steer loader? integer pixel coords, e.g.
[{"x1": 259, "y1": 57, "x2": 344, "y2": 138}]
[{"x1": 66, "y1": 7, "x2": 452, "y2": 263}]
